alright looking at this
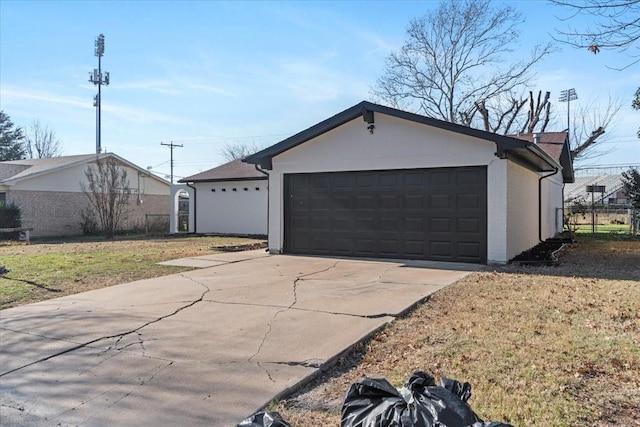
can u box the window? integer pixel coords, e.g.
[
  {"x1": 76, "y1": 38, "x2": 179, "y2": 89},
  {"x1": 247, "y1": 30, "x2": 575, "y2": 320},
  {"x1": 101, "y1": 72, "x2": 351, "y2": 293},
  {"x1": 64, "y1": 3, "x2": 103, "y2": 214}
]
[{"x1": 0, "y1": 192, "x2": 5, "y2": 208}]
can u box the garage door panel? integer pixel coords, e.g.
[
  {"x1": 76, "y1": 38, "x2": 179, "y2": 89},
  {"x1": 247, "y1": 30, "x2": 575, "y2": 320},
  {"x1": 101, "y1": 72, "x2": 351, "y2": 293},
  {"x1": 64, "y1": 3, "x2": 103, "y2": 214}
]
[
  {"x1": 311, "y1": 175, "x2": 330, "y2": 189},
  {"x1": 430, "y1": 217, "x2": 451, "y2": 232},
  {"x1": 430, "y1": 171, "x2": 451, "y2": 186},
  {"x1": 458, "y1": 242, "x2": 481, "y2": 258},
  {"x1": 380, "y1": 173, "x2": 399, "y2": 187},
  {"x1": 457, "y1": 217, "x2": 480, "y2": 233},
  {"x1": 430, "y1": 194, "x2": 452, "y2": 209},
  {"x1": 379, "y1": 195, "x2": 400, "y2": 209},
  {"x1": 356, "y1": 195, "x2": 375, "y2": 209},
  {"x1": 458, "y1": 194, "x2": 480, "y2": 209},
  {"x1": 404, "y1": 217, "x2": 424, "y2": 232},
  {"x1": 285, "y1": 167, "x2": 486, "y2": 263},
  {"x1": 404, "y1": 194, "x2": 424, "y2": 209},
  {"x1": 311, "y1": 216, "x2": 330, "y2": 230},
  {"x1": 430, "y1": 241, "x2": 452, "y2": 258}
]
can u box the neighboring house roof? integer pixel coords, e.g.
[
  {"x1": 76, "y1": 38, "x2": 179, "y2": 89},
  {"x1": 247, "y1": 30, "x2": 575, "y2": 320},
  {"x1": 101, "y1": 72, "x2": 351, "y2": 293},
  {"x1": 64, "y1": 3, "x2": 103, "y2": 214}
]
[
  {"x1": 510, "y1": 132, "x2": 575, "y2": 183},
  {"x1": 0, "y1": 153, "x2": 170, "y2": 187},
  {"x1": 243, "y1": 101, "x2": 562, "y2": 175},
  {"x1": 179, "y1": 159, "x2": 267, "y2": 183}
]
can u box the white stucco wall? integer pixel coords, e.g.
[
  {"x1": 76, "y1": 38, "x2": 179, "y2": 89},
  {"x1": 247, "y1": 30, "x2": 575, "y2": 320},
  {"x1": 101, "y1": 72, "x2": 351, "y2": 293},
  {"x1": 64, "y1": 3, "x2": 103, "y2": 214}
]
[
  {"x1": 503, "y1": 162, "x2": 564, "y2": 261},
  {"x1": 505, "y1": 161, "x2": 540, "y2": 261},
  {"x1": 267, "y1": 113, "x2": 500, "y2": 256},
  {"x1": 541, "y1": 172, "x2": 564, "y2": 238},
  {"x1": 486, "y1": 159, "x2": 508, "y2": 264},
  {"x1": 192, "y1": 179, "x2": 267, "y2": 235},
  {"x1": 263, "y1": 112, "x2": 564, "y2": 263}
]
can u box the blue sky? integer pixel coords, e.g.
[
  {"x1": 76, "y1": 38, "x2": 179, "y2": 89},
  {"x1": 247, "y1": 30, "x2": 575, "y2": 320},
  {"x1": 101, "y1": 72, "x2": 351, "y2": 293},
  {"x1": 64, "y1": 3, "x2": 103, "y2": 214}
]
[{"x1": 1, "y1": 0, "x2": 638, "y2": 181}]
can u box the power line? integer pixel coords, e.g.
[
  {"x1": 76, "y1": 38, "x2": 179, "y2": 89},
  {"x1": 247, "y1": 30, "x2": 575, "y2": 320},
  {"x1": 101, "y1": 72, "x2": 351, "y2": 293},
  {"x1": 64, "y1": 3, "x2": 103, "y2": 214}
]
[{"x1": 160, "y1": 141, "x2": 183, "y2": 183}]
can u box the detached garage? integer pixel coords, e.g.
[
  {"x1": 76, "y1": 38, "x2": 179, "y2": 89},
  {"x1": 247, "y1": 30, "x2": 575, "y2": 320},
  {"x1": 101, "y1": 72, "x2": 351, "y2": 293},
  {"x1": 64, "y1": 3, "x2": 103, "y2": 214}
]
[
  {"x1": 244, "y1": 101, "x2": 573, "y2": 264},
  {"x1": 173, "y1": 159, "x2": 268, "y2": 236}
]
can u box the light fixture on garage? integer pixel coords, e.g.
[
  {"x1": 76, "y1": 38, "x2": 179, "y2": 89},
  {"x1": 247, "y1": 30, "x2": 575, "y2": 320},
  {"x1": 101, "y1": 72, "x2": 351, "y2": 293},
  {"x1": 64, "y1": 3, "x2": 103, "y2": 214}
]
[{"x1": 363, "y1": 108, "x2": 375, "y2": 134}]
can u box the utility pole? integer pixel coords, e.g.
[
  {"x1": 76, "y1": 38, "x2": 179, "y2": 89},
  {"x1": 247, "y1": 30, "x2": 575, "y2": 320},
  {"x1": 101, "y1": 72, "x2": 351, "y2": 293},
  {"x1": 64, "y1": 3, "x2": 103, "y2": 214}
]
[
  {"x1": 89, "y1": 34, "x2": 110, "y2": 154},
  {"x1": 161, "y1": 141, "x2": 183, "y2": 183}
]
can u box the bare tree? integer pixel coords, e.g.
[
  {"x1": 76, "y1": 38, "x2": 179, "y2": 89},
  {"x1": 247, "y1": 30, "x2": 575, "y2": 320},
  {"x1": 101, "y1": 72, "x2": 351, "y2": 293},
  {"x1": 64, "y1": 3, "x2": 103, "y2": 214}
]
[
  {"x1": 81, "y1": 157, "x2": 131, "y2": 239},
  {"x1": 373, "y1": 0, "x2": 553, "y2": 131},
  {"x1": 476, "y1": 90, "x2": 552, "y2": 135},
  {"x1": 551, "y1": 1, "x2": 640, "y2": 53},
  {"x1": 569, "y1": 96, "x2": 623, "y2": 161},
  {"x1": 25, "y1": 120, "x2": 62, "y2": 159},
  {"x1": 221, "y1": 142, "x2": 262, "y2": 162}
]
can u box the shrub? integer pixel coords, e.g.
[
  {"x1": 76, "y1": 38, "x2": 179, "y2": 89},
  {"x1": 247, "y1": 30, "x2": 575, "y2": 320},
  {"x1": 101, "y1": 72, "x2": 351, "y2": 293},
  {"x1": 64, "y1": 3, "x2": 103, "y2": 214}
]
[
  {"x1": 0, "y1": 202, "x2": 22, "y2": 240},
  {"x1": 0, "y1": 202, "x2": 21, "y2": 228},
  {"x1": 79, "y1": 208, "x2": 99, "y2": 235}
]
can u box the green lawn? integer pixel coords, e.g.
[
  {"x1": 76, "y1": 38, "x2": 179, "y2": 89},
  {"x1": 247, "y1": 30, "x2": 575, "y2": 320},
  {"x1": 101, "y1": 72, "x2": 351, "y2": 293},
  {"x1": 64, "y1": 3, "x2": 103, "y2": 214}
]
[
  {"x1": 0, "y1": 235, "x2": 265, "y2": 309},
  {"x1": 573, "y1": 223, "x2": 632, "y2": 234}
]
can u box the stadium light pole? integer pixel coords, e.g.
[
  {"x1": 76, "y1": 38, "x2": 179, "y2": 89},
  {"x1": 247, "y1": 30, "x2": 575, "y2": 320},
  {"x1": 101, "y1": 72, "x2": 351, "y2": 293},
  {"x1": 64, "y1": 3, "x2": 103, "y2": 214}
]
[
  {"x1": 89, "y1": 34, "x2": 110, "y2": 154},
  {"x1": 558, "y1": 88, "x2": 578, "y2": 140}
]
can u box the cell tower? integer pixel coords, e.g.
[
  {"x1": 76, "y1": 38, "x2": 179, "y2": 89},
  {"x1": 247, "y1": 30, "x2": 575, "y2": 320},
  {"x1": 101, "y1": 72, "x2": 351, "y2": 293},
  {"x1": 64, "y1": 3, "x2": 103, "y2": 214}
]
[{"x1": 89, "y1": 34, "x2": 110, "y2": 154}]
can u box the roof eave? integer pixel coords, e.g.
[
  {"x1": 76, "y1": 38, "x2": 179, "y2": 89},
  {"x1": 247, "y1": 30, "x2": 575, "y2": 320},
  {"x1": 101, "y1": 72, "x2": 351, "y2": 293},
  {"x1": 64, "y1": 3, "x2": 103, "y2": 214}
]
[
  {"x1": 178, "y1": 176, "x2": 268, "y2": 184},
  {"x1": 243, "y1": 101, "x2": 563, "y2": 174}
]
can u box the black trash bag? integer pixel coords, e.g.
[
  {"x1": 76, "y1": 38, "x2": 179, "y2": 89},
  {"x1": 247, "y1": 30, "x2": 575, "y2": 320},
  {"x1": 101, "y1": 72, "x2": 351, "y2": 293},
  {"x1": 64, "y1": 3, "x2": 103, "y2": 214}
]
[
  {"x1": 237, "y1": 411, "x2": 292, "y2": 427},
  {"x1": 341, "y1": 371, "x2": 513, "y2": 427}
]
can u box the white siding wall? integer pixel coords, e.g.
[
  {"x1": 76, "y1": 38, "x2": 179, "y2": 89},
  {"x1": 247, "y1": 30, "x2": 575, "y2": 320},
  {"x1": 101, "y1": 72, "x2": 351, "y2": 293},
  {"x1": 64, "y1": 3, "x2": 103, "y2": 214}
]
[
  {"x1": 267, "y1": 113, "x2": 498, "y2": 255},
  {"x1": 194, "y1": 179, "x2": 267, "y2": 235},
  {"x1": 11, "y1": 162, "x2": 169, "y2": 195}
]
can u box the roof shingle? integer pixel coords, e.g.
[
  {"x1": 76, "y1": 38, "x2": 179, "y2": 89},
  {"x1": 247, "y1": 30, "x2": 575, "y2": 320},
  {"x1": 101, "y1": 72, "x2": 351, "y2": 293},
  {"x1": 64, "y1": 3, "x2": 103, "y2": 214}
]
[{"x1": 179, "y1": 159, "x2": 267, "y2": 183}]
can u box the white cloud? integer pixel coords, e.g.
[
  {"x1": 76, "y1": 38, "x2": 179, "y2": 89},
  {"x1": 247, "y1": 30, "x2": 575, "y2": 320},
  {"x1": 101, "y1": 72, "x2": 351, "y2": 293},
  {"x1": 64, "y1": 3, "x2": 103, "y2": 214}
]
[
  {"x1": 1, "y1": 86, "x2": 91, "y2": 110},
  {"x1": 115, "y1": 79, "x2": 182, "y2": 95}
]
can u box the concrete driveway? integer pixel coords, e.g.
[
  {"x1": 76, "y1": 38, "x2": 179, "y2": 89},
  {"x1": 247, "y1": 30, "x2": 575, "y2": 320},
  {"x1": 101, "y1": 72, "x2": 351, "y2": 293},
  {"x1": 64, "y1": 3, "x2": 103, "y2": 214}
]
[{"x1": 0, "y1": 250, "x2": 480, "y2": 426}]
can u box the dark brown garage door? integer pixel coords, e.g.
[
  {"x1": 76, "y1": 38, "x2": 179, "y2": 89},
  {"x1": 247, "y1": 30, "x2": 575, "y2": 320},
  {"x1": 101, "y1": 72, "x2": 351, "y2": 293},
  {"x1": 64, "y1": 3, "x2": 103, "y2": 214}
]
[{"x1": 284, "y1": 167, "x2": 487, "y2": 263}]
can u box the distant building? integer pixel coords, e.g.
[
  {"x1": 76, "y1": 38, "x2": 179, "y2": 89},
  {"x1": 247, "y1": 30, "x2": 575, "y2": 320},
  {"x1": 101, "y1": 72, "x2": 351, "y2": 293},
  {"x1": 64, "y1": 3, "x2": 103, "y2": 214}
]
[{"x1": 0, "y1": 153, "x2": 170, "y2": 237}]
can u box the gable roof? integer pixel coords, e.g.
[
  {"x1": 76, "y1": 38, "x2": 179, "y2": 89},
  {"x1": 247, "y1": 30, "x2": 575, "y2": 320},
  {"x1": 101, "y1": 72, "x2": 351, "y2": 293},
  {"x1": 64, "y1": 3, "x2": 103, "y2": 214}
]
[
  {"x1": 0, "y1": 153, "x2": 170, "y2": 186},
  {"x1": 510, "y1": 132, "x2": 574, "y2": 183},
  {"x1": 243, "y1": 101, "x2": 561, "y2": 175},
  {"x1": 179, "y1": 158, "x2": 267, "y2": 183}
]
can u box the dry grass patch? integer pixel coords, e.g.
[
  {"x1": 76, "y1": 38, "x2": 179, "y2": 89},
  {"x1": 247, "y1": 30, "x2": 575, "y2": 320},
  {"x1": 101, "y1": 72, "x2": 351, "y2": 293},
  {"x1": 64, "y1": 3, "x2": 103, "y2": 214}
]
[
  {"x1": 0, "y1": 235, "x2": 265, "y2": 309},
  {"x1": 272, "y1": 239, "x2": 640, "y2": 426}
]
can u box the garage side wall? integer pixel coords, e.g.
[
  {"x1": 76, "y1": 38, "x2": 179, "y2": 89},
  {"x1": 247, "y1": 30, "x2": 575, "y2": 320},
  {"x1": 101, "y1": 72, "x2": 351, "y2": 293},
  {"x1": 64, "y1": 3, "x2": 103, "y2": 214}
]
[
  {"x1": 487, "y1": 159, "x2": 508, "y2": 264},
  {"x1": 267, "y1": 114, "x2": 498, "y2": 257},
  {"x1": 541, "y1": 172, "x2": 564, "y2": 238},
  {"x1": 506, "y1": 162, "x2": 540, "y2": 260},
  {"x1": 194, "y1": 179, "x2": 267, "y2": 235}
]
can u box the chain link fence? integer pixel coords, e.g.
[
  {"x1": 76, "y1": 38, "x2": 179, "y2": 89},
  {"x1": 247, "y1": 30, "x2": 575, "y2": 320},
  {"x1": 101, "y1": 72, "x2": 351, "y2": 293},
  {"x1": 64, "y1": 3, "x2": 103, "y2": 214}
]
[{"x1": 565, "y1": 204, "x2": 638, "y2": 235}]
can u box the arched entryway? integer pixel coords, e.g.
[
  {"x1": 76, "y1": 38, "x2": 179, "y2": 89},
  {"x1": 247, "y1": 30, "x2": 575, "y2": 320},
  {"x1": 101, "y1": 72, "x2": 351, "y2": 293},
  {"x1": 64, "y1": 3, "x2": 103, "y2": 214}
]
[{"x1": 169, "y1": 184, "x2": 195, "y2": 233}]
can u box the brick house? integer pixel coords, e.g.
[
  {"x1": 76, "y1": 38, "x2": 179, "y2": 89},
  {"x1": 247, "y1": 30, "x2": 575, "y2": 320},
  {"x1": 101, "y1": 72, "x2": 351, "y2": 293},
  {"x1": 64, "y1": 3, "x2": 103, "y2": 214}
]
[{"x1": 0, "y1": 153, "x2": 170, "y2": 238}]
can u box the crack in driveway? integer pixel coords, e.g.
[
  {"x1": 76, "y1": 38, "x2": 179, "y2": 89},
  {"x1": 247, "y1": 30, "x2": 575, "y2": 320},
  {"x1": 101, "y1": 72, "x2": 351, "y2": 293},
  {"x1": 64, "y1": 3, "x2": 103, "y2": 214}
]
[
  {"x1": 248, "y1": 262, "x2": 339, "y2": 382},
  {"x1": 0, "y1": 274, "x2": 209, "y2": 378}
]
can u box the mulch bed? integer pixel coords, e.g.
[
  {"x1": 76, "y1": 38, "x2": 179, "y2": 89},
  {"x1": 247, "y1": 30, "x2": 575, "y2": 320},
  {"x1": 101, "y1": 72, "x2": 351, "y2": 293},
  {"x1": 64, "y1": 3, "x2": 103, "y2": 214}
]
[{"x1": 212, "y1": 241, "x2": 267, "y2": 252}]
